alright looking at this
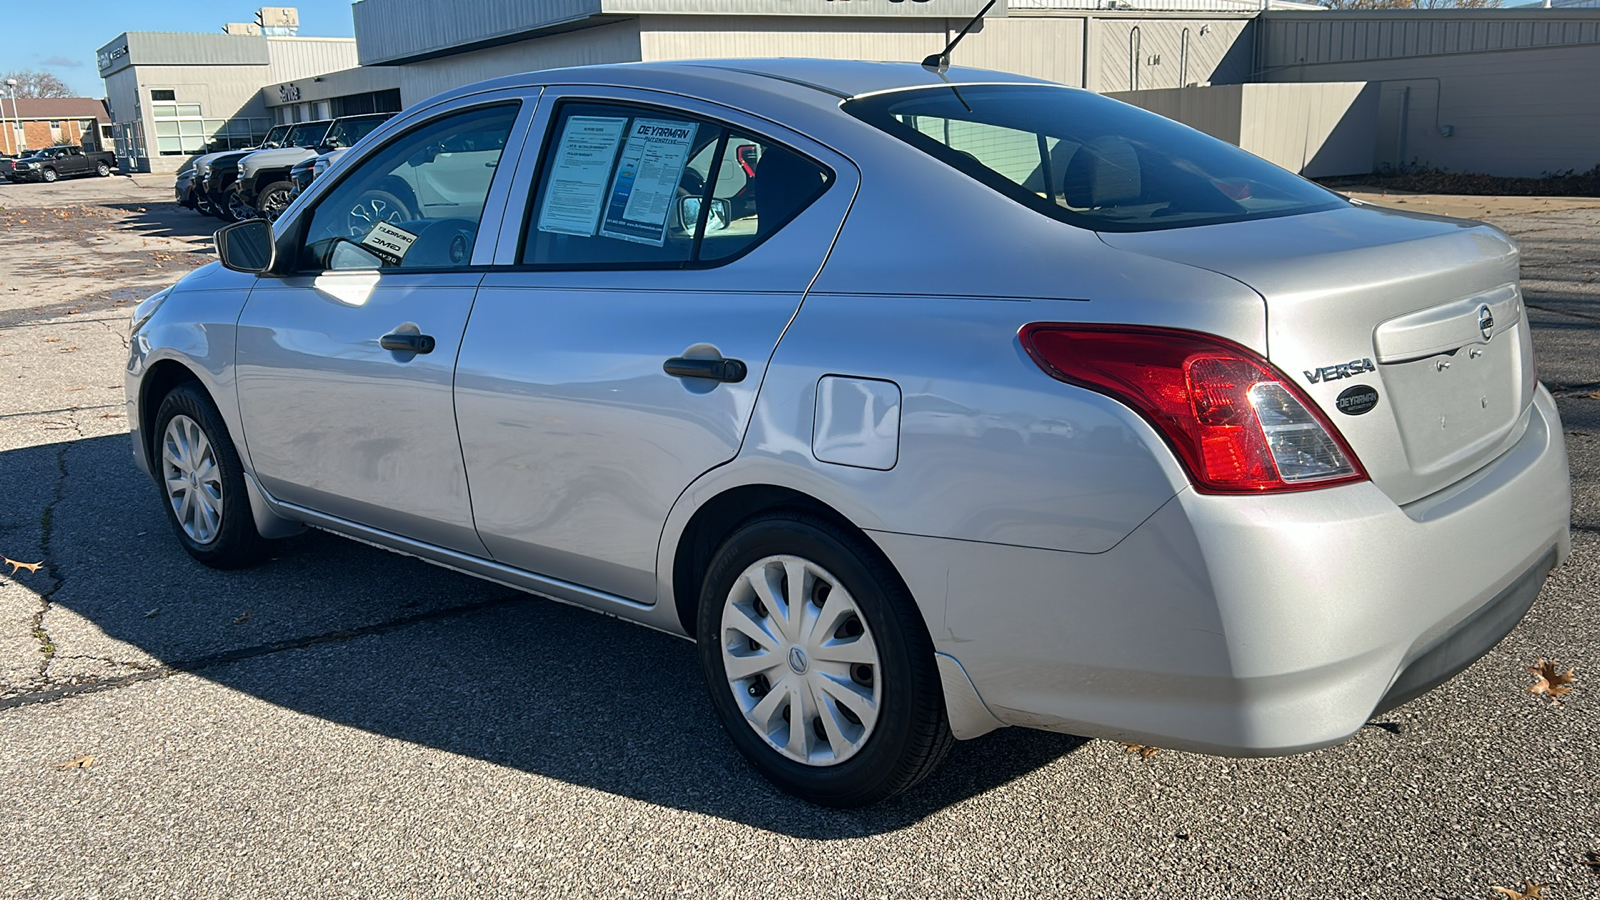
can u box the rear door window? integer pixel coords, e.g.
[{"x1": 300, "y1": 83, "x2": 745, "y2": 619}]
[
  {"x1": 521, "y1": 102, "x2": 830, "y2": 269},
  {"x1": 845, "y1": 85, "x2": 1345, "y2": 232}
]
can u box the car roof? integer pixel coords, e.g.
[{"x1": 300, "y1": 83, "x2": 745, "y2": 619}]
[{"x1": 429, "y1": 58, "x2": 1054, "y2": 112}]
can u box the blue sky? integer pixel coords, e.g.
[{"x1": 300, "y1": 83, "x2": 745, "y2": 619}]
[{"x1": 0, "y1": 1, "x2": 356, "y2": 98}]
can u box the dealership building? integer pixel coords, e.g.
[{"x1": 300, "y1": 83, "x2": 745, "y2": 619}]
[
  {"x1": 96, "y1": 11, "x2": 363, "y2": 172},
  {"x1": 100, "y1": 1, "x2": 1600, "y2": 178}
]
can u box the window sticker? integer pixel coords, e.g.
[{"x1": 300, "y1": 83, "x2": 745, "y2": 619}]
[
  {"x1": 359, "y1": 220, "x2": 419, "y2": 265},
  {"x1": 598, "y1": 118, "x2": 699, "y2": 247},
  {"x1": 537, "y1": 115, "x2": 628, "y2": 237}
]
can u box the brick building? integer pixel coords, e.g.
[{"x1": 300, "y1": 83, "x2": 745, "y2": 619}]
[{"x1": 0, "y1": 98, "x2": 112, "y2": 157}]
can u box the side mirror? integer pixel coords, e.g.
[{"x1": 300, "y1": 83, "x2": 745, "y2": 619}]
[
  {"x1": 680, "y1": 197, "x2": 731, "y2": 234},
  {"x1": 215, "y1": 219, "x2": 276, "y2": 274},
  {"x1": 408, "y1": 144, "x2": 440, "y2": 167}
]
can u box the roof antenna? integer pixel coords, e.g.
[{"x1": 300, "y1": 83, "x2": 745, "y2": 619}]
[{"x1": 922, "y1": 0, "x2": 998, "y2": 72}]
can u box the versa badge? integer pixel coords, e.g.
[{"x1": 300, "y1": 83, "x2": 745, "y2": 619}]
[{"x1": 1305, "y1": 358, "x2": 1376, "y2": 384}]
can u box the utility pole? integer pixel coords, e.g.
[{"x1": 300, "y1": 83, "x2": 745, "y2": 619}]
[{"x1": 4, "y1": 80, "x2": 20, "y2": 155}]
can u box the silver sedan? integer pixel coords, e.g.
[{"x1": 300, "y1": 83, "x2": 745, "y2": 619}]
[{"x1": 125, "y1": 59, "x2": 1571, "y2": 807}]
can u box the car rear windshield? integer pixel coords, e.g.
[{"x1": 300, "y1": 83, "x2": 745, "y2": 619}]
[{"x1": 843, "y1": 84, "x2": 1346, "y2": 233}]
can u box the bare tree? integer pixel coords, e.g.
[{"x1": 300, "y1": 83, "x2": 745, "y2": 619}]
[{"x1": 0, "y1": 70, "x2": 76, "y2": 99}]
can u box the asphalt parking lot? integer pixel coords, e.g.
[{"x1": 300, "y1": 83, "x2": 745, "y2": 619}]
[{"x1": 1, "y1": 174, "x2": 1597, "y2": 899}]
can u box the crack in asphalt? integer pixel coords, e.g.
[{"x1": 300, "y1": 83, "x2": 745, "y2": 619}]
[
  {"x1": 0, "y1": 404, "x2": 122, "y2": 420},
  {"x1": 29, "y1": 411, "x2": 83, "y2": 683},
  {"x1": 0, "y1": 593, "x2": 522, "y2": 712},
  {"x1": 1527, "y1": 302, "x2": 1600, "y2": 324}
]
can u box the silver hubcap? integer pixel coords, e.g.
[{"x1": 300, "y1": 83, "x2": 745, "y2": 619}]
[
  {"x1": 348, "y1": 195, "x2": 407, "y2": 238},
  {"x1": 161, "y1": 415, "x2": 224, "y2": 544},
  {"x1": 261, "y1": 189, "x2": 291, "y2": 221},
  {"x1": 720, "y1": 555, "x2": 882, "y2": 766}
]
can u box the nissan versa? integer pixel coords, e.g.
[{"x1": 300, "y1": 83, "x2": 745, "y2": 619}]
[{"x1": 125, "y1": 59, "x2": 1572, "y2": 807}]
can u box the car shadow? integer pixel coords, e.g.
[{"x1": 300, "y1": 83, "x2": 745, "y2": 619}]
[
  {"x1": 3, "y1": 432, "x2": 1089, "y2": 837},
  {"x1": 103, "y1": 201, "x2": 221, "y2": 245}
]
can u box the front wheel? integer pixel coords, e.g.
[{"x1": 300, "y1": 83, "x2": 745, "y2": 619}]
[
  {"x1": 697, "y1": 513, "x2": 953, "y2": 807},
  {"x1": 96, "y1": 161, "x2": 111, "y2": 177},
  {"x1": 41, "y1": 167, "x2": 57, "y2": 183},
  {"x1": 256, "y1": 181, "x2": 296, "y2": 222},
  {"x1": 211, "y1": 192, "x2": 239, "y2": 223},
  {"x1": 153, "y1": 383, "x2": 270, "y2": 568}
]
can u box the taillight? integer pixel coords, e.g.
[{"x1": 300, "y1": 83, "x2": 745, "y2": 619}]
[{"x1": 1019, "y1": 324, "x2": 1366, "y2": 494}]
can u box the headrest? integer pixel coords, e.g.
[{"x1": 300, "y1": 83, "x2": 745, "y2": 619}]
[
  {"x1": 752, "y1": 147, "x2": 822, "y2": 237},
  {"x1": 1062, "y1": 137, "x2": 1141, "y2": 209}
]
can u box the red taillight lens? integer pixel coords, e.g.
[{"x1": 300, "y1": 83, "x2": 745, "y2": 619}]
[{"x1": 1019, "y1": 324, "x2": 1367, "y2": 494}]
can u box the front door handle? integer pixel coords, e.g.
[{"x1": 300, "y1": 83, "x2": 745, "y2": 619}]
[
  {"x1": 380, "y1": 332, "x2": 436, "y2": 354},
  {"x1": 663, "y1": 356, "x2": 747, "y2": 383}
]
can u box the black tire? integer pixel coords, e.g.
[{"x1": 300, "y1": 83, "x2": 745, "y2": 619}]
[
  {"x1": 195, "y1": 192, "x2": 218, "y2": 218},
  {"x1": 96, "y1": 161, "x2": 111, "y2": 177},
  {"x1": 256, "y1": 180, "x2": 297, "y2": 222},
  {"x1": 697, "y1": 512, "x2": 953, "y2": 807},
  {"x1": 213, "y1": 191, "x2": 239, "y2": 223},
  {"x1": 41, "y1": 167, "x2": 57, "y2": 183},
  {"x1": 152, "y1": 383, "x2": 270, "y2": 569}
]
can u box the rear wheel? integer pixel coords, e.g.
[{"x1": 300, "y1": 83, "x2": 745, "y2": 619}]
[
  {"x1": 153, "y1": 383, "x2": 269, "y2": 569},
  {"x1": 256, "y1": 180, "x2": 296, "y2": 222},
  {"x1": 697, "y1": 512, "x2": 953, "y2": 807},
  {"x1": 96, "y1": 161, "x2": 110, "y2": 177}
]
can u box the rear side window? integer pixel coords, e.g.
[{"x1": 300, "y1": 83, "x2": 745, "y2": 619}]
[
  {"x1": 521, "y1": 102, "x2": 830, "y2": 268},
  {"x1": 845, "y1": 85, "x2": 1345, "y2": 233}
]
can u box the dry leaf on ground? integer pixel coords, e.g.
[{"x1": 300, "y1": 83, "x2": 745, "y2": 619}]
[
  {"x1": 1527, "y1": 659, "x2": 1577, "y2": 703},
  {"x1": 1582, "y1": 851, "x2": 1600, "y2": 873},
  {"x1": 1120, "y1": 743, "x2": 1160, "y2": 759},
  {"x1": 2, "y1": 556, "x2": 44, "y2": 575},
  {"x1": 52, "y1": 756, "x2": 96, "y2": 770}
]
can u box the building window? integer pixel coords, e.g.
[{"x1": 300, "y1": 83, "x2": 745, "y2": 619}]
[
  {"x1": 149, "y1": 101, "x2": 273, "y2": 155},
  {"x1": 49, "y1": 121, "x2": 61, "y2": 128},
  {"x1": 331, "y1": 89, "x2": 403, "y2": 118},
  {"x1": 151, "y1": 90, "x2": 176, "y2": 101}
]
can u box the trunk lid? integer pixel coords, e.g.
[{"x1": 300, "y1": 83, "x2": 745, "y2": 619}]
[{"x1": 1099, "y1": 202, "x2": 1535, "y2": 505}]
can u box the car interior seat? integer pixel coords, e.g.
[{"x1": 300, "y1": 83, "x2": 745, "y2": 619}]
[{"x1": 1062, "y1": 136, "x2": 1141, "y2": 210}]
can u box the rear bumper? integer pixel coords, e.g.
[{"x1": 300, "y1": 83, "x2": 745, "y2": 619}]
[{"x1": 874, "y1": 384, "x2": 1571, "y2": 754}]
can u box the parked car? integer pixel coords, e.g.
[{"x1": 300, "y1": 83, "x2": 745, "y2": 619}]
[
  {"x1": 5, "y1": 145, "x2": 115, "y2": 182},
  {"x1": 286, "y1": 147, "x2": 350, "y2": 205},
  {"x1": 0, "y1": 153, "x2": 20, "y2": 181},
  {"x1": 174, "y1": 168, "x2": 199, "y2": 209},
  {"x1": 190, "y1": 124, "x2": 295, "y2": 220},
  {"x1": 234, "y1": 113, "x2": 391, "y2": 221},
  {"x1": 125, "y1": 60, "x2": 1571, "y2": 808}
]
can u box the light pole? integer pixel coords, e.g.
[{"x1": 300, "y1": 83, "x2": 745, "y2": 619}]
[{"x1": 4, "y1": 80, "x2": 19, "y2": 155}]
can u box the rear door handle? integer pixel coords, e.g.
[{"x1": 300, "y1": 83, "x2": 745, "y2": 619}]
[
  {"x1": 663, "y1": 357, "x2": 747, "y2": 383},
  {"x1": 380, "y1": 332, "x2": 436, "y2": 354}
]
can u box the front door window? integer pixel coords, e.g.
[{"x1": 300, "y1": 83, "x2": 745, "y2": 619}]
[{"x1": 300, "y1": 104, "x2": 520, "y2": 272}]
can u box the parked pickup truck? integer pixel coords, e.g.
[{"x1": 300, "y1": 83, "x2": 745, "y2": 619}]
[
  {"x1": 234, "y1": 112, "x2": 391, "y2": 220},
  {"x1": 5, "y1": 146, "x2": 117, "y2": 183}
]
